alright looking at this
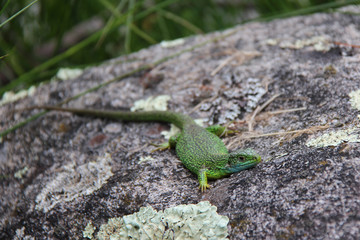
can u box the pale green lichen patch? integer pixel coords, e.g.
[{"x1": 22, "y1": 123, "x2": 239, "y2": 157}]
[
  {"x1": 349, "y1": 89, "x2": 360, "y2": 111},
  {"x1": 55, "y1": 68, "x2": 83, "y2": 81},
  {"x1": 15, "y1": 226, "x2": 33, "y2": 240},
  {"x1": 83, "y1": 221, "x2": 95, "y2": 239},
  {"x1": 0, "y1": 69, "x2": 83, "y2": 107},
  {"x1": 161, "y1": 119, "x2": 204, "y2": 140},
  {"x1": 0, "y1": 86, "x2": 36, "y2": 107},
  {"x1": 160, "y1": 38, "x2": 185, "y2": 48},
  {"x1": 0, "y1": 68, "x2": 82, "y2": 107},
  {"x1": 306, "y1": 89, "x2": 360, "y2": 148},
  {"x1": 87, "y1": 201, "x2": 229, "y2": 240},
  {"x1": 138, "y1": 155, "x2": 156, "y2": 164},
  {"x1": 306, "y1": 126, "x2": 360, "y2": 147},
  {"x1": 266, "y1": 35, "x2": 331, "y2": 51},
  {"x1": 35, "y1": 153, "x2": 113, "y2": 212},
  {"x1": 131, "y1": 95, "x2": 171, "y2": 112},
  {"x1": 14, "y1": 166, "x2": 29, "y2": 180},
  {"x1": 161, "y1": 124, "x2": 181, "y2": 140}
]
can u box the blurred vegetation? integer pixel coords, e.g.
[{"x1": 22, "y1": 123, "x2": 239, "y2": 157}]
[{"x1": 0, "y1": 0, "x2": 358, "y2": 97}]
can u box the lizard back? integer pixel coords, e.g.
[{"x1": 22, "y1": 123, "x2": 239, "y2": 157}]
[{"x1": 175, "y1": 123, "x2": 229, "y2": 175}]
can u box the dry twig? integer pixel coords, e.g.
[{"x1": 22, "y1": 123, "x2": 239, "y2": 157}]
[
  {"x1": 248, "y1": 93, "x2": 281, "y2": 132},
  {"x1": 210, "y1": 50, "x2": 261, "y2": 76}
]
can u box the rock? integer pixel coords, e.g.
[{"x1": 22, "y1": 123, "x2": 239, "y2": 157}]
[{"x1": 1, "y1": 6, "x2": 360, "y2": 239}]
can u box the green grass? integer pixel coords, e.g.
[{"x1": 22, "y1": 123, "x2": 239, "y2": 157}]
[{"x1": 0, "y1": 0, "x2": 359, "y2": 97}]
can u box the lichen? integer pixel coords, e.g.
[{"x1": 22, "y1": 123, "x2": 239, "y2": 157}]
[
  {"x1": 55, "y1": 68, "x2": 83, "y2": 81},
  {"x1": 138, "y1": 155, "x2": 156, "y2": 164},
  {"x1": 83, "y1": 221, "x2": 95, "y2": 239},
  {"x1": 161, "y1": 119, "x2": 204, "y2": 140},
  {"x1": 89, "y1": 201, "x2": 229, "y2": 240},
  {"x1": 14, "y1": 166, "x2": 29, "y2": 180},
  {"x1": 306, "y1": 89, "x2": 360, "y2": 148},
  {"x1": 306, "y1": 126, "x2": 360, "y2": 147},
  {"x1": 270, "y1": 35, "x2": 332, "y2": 51},
  {"x1": 35, "y1": 153, "x2": 113, "y2": 212},
  {"x1": 243, "y1": 78, "x2": 266, "y2": 112},
  {"x1": 130, "y1": 95, "x2": 171, "y2": 112},
  {"x1": 15, "y1": 226, "x2": 34, "y2": 240},
  {"x1": 349, "y1": 89, "x2": 360, "y2": 111},
  {"x1": 160, "y1": 38, "x2": 185, "y2": 48},
  {"x1": 0, "y1": 86, "x2": 36, "y2": 107}
]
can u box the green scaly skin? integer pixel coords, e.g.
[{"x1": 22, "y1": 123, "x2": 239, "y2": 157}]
[{"x1": 31, "y1": 106, "x2": 261, "y2": 191}]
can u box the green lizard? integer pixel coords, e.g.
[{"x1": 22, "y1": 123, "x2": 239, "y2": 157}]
[{"x1": 31, "y1": 106, "x2": 261, "y2": 191}]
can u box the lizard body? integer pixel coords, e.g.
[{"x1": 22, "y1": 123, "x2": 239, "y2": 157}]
[{"x1": 32, "y1": 106, "x2": 261, "y2": 191}]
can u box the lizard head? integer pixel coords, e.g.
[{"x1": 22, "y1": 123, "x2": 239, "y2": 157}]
[{"x1": 225, "y1": 148, "x2": 261, "y2": 173}]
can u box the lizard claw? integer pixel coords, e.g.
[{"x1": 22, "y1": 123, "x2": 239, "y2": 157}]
[{"x1": 199, "y1": 183, "x2": 211, "y2": 192}]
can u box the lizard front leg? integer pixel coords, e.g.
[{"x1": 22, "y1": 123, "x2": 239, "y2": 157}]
[
  {"x1": 198, "y1": 168, "x2": 211, "y2": 192},
  {"x1": 205, "y1": 123, "x2": 237, "y2": 137}
]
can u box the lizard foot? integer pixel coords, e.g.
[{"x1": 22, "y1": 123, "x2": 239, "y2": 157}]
[
  {"x1": 199, "y1": 183, "x2": 211, "y2": 192},
  {"x1": 205, "y1": 123, "x2": 238, "y2": 137},
  {"x1": 150, "y1": 142, "x2": 170, "y2": 152},
  {"x1": 220, "y1": 121, "x2": 239, "y2": 137}
]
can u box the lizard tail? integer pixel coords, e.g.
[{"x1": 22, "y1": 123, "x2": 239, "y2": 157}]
[{"x1": 29, "y1": 105, "x2": 194, "y2": 129}]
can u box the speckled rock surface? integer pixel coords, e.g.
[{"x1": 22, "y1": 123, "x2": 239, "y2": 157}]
[{"x1": 1, "y1": 6, "x2": 360, "y2": 240}]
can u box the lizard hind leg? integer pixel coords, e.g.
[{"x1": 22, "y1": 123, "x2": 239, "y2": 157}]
[{"x1": 150, "y1": 135, "x2": 178, "y2": 152}]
